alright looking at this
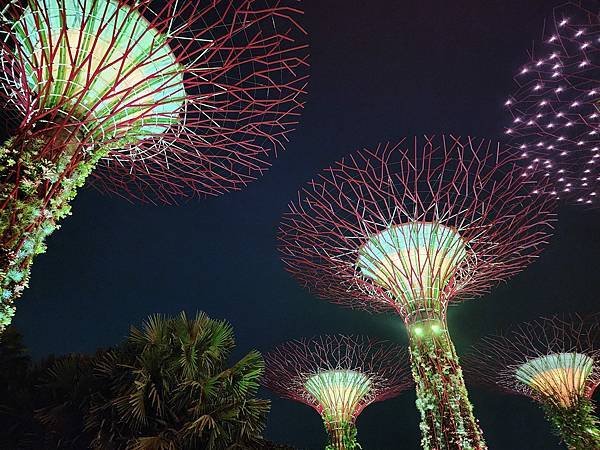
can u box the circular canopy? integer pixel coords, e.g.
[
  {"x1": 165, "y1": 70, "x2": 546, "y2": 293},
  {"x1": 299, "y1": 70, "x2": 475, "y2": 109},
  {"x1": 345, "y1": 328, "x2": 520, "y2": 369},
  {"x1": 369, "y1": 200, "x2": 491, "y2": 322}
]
[{"x1": 14, "y1": 0, "x2": 185, "y2": 141}]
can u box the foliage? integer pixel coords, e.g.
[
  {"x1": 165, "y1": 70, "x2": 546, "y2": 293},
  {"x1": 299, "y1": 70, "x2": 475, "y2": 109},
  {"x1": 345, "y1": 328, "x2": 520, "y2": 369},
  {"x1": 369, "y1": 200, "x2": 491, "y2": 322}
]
[
  {"x1": 324, "y1": 420, "x2": 360, "y2": 450},
  {"x1": 0, "y1": 328, "x2": 95, "y2": 448},
  {"x1": 88, "y1": 311, "x2": 269, "y2": 449},
  {"x1": 408, "y1": 322, "x2": 486, "y2": 450},
  {"x1": 543, "y1": 397, "x2": 600, "y2": 450},
  {"x1": 0, "y1": 134, "x2": 108, "y2": 332},
  {"x1": 0, "y1": 312, "x2": 272, "y2": 449}
]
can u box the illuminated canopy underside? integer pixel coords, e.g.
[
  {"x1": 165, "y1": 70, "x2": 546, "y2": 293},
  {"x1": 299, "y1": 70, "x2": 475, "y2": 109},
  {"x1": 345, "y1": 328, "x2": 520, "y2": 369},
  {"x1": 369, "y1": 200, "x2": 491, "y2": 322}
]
[
  {"x1": 14, "y1": 0, "x2": 185, "y2": 141},
  {"x1": 356, "y1": 222, "x2": 467, "y2": 317},
  {"x1": 304, "y1": 370, "x2": 371, "y2": 424},
  {"x1": 516, "y1": 352, "x2": 594, "y2": 408}
]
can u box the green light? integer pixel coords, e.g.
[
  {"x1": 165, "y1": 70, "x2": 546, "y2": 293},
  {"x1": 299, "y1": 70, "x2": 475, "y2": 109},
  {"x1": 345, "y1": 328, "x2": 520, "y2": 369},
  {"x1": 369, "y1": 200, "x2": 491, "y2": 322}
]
[
  {"x1": 516, "y1": 352, "x2": 593, "y2": 408},
  {"x1": 304, "y1": 370, "x2": 371, "y2": 423},
  {"x1": 356, "y1": 222, "x2": 467, "y2": 313},
  {"x1": 431, "y1": 324, "x2": 441, "y2": 333},
  {"x1": 13, "y1": 0, "x2": 185, "y2": 141},
  {"x1": 414, "y1": 326, "x2": 424, "y2": 336}
]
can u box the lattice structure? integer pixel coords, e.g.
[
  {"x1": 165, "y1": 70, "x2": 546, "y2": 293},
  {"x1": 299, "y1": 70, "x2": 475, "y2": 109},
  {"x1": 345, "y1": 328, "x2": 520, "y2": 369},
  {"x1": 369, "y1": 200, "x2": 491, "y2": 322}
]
[
  {"x1": 504, "y1": 1, "x2": 600, "y2": 206},
  {"x1": 0, "y1": 0, "x2": 308, "y2": 330},
  {"x1": 278, "y1": 135, "x2": 556, "y2": 449},
  {"x1": 465, "y1": 315, "x2": 600, "y2": 449},
  {"x1": 263, "y1": 335, "x2": 411, "y2": 450}
]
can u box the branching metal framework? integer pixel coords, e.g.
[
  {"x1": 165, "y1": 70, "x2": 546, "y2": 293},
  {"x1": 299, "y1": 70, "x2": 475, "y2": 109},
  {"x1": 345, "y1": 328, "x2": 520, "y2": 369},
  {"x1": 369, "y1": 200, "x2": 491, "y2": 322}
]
[
  {"x1": 263, "y1": 335, "x2": 411, "y2": 450},
  {"x1": 1, "y1": 0, "x2": 308, "y2": 201},
  {"x1": 0, "y1": 0, "x2": 308, "y2": 330},
  {"x1": 279, "y1": 136, "x2": 554, "y2": 318},
  {"x1": 505, "y1": 1, "x2": 600, "y2": 206},
  {"x1": 278, "y1": 135, "x2": 556, "y2": 450},
  {"x1": 466, "y1": 315, "x2": 600, "y2": 449}
]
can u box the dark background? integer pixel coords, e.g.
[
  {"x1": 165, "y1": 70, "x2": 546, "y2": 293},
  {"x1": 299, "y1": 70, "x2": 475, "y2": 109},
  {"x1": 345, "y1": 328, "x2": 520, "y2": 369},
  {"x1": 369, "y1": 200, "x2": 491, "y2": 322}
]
[{"x1": 12, "y1": 0, "x2": 600, "y2": 449}]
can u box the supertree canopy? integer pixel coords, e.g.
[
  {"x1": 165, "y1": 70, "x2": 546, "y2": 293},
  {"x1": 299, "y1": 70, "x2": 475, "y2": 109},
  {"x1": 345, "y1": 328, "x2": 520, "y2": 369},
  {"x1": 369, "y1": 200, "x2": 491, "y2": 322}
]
[
  {"x1": 263, "y1": 335, "x2": 412, "y2": 450},
  {"x1": 278, "y1": 135, "x2": 556, "y2": 449},
  {"x1": 465, "y1": 315, "x2": 600, "y2": 450},
  {"x1": 0, "y1": 0, "x2": 308, "y2": 330},
  {"x1": 504, "y1": 1, "x2": 600, "y2": 206}
]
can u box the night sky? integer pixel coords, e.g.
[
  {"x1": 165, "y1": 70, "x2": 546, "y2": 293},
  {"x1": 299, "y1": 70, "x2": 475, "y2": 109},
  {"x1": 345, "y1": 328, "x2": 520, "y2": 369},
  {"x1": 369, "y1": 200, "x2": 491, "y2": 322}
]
[{"x1": 12, "y1": 1, "x2": 600, "y2": 449}]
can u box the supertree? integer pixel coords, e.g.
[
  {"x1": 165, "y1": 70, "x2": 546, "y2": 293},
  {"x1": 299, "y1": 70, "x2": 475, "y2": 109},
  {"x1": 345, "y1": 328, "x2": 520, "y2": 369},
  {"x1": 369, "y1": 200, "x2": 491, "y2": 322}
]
[
  {"x1": 278, "y1": 135, "x2": 556, "y2": 449},
  {"x1": 465, "y1": 315, "x2": 600, "y2": 450},
  {"x1": 0, "y1": 0, "x2": 308, "y2": 329},
  {"x1": 504, "y1": 1, "x2": 600, "y2": 206},
  {"x1": 263, "y1": 335, "x2": 412, "y2": 450}
]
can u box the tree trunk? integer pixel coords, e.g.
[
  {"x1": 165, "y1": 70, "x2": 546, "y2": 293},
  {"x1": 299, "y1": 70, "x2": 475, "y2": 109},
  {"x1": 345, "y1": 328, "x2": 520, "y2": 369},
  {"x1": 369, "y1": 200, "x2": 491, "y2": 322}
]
[
  {"x1": 0, "y1": 128, "x2": 103, "y2": 332},
  {"x1": 407, "y1": 318, "x2": 486, "y2": 450},
  {"x1": 325, "y1": 420, "x2": 359, "y2": 450},
  {"x1": 543, "y1": 397, "x2": 600, "y2": 450}
]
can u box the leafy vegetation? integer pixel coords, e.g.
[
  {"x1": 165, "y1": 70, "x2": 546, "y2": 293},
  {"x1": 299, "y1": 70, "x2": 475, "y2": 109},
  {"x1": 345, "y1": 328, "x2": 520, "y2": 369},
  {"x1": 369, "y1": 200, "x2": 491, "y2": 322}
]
[
  {"x1": 0, "y1": 312, "x2": 283, "y2": 449},
  {"x1": 0, "y1": 134, "x2": 107, "y2": 331}
]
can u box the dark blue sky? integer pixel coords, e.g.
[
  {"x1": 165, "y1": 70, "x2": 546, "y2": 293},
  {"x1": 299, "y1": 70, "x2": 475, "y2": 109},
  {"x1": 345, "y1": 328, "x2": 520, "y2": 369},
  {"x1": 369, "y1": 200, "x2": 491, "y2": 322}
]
[{"x1": 13, "y1": 0, "x2": 600, "y2": 449}]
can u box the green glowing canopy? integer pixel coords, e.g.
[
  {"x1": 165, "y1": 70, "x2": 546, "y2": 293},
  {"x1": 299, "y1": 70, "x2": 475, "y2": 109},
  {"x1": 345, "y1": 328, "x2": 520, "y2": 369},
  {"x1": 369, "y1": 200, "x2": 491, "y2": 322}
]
[
  {"x1": 516, "y1": 352, "x2": 594, "y2": 407},
  {"x1": 304, "y1": 369, "x2": 371, "y2": 423},
  {"x1": 14, "y1": 0, "x2": 185, "y2": 141},
  {"x1": 356, "y1": 222, "x2": 467, "y2": 312}
]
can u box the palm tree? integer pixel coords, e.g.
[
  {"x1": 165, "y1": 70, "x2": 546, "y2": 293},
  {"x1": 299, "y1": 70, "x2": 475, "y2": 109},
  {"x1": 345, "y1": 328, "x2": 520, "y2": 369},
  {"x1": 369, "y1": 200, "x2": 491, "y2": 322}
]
[
  {"x1": 0, "y1": 327, "x2": 38, "y2": 448},
  {"x1": 86, "y1": 311, "x2": 270, "y2": 449},
  {"x1": 0, "y1": 329, "x2": 96, "y2": 449},
  {"x1": 34, "y1": 354, "x2": 98, "y2": 448}
]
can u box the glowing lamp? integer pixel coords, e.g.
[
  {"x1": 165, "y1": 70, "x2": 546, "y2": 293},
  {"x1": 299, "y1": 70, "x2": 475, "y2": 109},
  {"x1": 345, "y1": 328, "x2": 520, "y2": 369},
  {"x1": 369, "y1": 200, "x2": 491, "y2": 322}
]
[
  {"x1": 14, "y1": 0, "x2": 184, "y2": 140},
  {"x1": 516, "y1": 352, "x2": 593, "y2": 408},
  {"x1": 357, "y1": 222, "x2": 467, "y2": 315},
  {"x1": 305, "y1": 370, "x2": 371, "y2": 424}
]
